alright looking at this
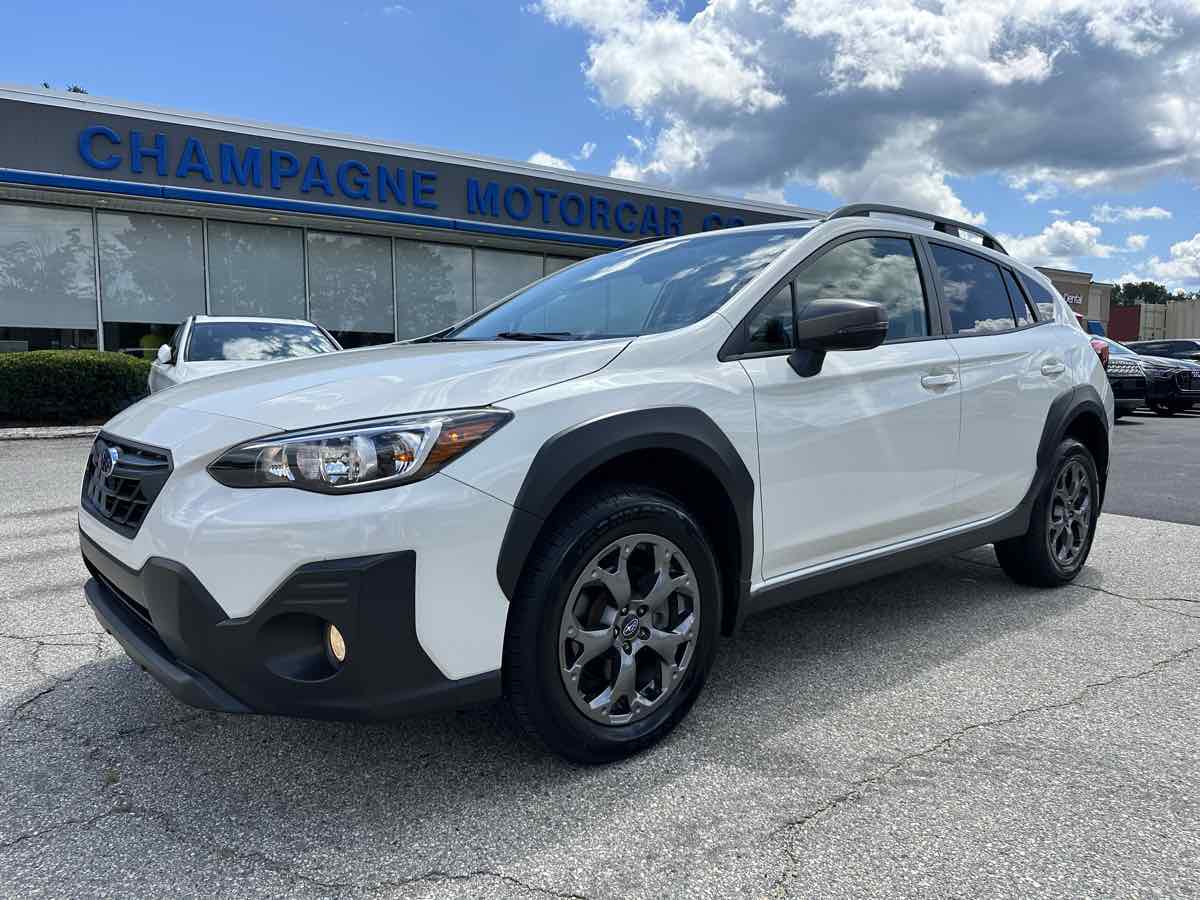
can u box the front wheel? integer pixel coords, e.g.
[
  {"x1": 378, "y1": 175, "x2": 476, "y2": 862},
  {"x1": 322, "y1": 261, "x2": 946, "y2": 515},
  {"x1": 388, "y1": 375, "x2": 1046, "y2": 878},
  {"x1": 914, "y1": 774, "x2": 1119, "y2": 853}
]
[
  {"x1": 503, "y1": 484, "x2": 721, "y2": 764},
  {"x1": 994, "y1": 438, "x2": 1099, "y2": 587}
]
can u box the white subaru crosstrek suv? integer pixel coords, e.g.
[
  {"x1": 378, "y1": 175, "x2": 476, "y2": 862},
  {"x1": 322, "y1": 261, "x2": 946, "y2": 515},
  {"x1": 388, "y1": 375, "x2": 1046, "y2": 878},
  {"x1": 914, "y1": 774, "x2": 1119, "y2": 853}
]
[{"x1": 79, "y1": 204, "x2": 1112, "y2": 763}]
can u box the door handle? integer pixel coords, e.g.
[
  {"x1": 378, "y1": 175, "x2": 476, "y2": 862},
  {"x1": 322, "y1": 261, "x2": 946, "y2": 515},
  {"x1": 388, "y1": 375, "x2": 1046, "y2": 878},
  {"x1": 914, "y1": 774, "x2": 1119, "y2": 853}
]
[
  {"x1": 1041, "y1": 361, "x2": 1066, "y2": 376},
  {"x1": 920, "y1": 372, "x2": 958, "y2": 389}
]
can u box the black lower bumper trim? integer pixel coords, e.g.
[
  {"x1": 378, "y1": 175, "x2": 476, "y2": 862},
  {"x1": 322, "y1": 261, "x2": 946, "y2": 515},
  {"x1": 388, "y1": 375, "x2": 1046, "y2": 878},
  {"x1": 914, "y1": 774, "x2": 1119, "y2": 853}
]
[
  {"x1": 80, "y1": 530, "x2": 501, "y2": 720},
  {"x1": 86, "y1": 577, "x2": 252, "y2": 714}
]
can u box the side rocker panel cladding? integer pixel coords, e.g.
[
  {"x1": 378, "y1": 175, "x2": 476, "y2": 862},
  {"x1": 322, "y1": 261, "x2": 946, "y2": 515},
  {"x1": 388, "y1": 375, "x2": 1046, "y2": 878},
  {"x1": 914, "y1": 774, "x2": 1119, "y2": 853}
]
[{"x1": 496, "y1": 407, "x2": 756, "y2": 609}]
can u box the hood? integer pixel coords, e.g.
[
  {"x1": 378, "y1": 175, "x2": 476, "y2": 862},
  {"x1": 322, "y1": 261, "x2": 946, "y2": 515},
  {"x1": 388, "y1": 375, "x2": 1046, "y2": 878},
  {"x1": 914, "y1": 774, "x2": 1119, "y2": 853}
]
[
  {"x1": 177, "y1": 359, "x2": 267, "y2": 380},
  {"x1": 140, "y1": 338, "x2": 630, "y2": 431},
  {"x1": 1135, "y1": 354, "x2": 1197, "y2": 370}
]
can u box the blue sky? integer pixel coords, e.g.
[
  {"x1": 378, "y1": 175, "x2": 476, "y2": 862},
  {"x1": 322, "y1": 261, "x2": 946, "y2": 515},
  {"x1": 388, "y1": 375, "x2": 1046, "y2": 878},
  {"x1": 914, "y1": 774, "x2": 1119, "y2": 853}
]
[{"x1": 5, "y1": 0, "x2": 1199, "y2": 288}]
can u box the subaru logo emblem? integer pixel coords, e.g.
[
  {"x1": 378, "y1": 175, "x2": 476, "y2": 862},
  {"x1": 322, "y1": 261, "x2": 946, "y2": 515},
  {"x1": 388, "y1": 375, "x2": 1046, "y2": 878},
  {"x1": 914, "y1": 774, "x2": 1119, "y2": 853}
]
[
  {"x1": 621, "y1": 616, "x2": 641, "y2": 640},
  {"x1": 101, "y1": 445, "x2": 119, "y2": 478}
]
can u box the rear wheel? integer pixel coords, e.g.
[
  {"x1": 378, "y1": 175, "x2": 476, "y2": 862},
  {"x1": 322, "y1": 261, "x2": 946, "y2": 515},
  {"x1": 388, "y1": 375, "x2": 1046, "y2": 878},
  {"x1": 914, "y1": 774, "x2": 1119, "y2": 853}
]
[
  {"x1": 503, "y1": 484, "x2": 721, "y2": 764},
  {"x1": 995, "y1": 438, "x2": 1099, "y2": 587}
]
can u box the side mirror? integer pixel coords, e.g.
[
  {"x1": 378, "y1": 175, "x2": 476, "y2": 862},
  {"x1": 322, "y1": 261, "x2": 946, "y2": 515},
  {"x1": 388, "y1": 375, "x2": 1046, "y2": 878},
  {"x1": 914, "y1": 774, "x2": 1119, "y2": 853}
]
[
  {"x1": 156, "y1": 344, "x2": 173, "y2": 365},
  {"x1": 787, "y1": 298, "x2": 889, "y2": 378}
]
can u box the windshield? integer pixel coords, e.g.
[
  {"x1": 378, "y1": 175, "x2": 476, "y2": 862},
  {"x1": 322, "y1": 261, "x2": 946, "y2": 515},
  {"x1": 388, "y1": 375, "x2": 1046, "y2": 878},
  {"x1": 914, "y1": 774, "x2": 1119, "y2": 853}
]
[
  {"x1": 446, "y1": 227, "x2": 809, "y2": 341},
  {"x1": 187, "y1": 322, "x2": 339, "y2": 362}
]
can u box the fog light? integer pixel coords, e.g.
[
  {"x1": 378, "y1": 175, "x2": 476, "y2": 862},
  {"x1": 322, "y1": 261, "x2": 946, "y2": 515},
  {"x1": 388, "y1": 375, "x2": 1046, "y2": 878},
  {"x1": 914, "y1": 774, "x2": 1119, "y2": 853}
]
[{"x1": 326, "y1": 624, "x2": 347, "y2": 664}]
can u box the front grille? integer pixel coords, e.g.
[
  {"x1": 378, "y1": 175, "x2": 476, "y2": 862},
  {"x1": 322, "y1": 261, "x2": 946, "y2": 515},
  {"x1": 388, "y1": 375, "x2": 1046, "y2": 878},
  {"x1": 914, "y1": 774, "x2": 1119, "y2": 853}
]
[
  {"x1": 1107, "y1": 357, "x2": 1142, "y2": 376},
  {"x1": 1175, "y1": 371, "x2": 1199, "y2": 392},
  {"x1": 81, "y1": 434, "x2": 172, "y2": 538}
]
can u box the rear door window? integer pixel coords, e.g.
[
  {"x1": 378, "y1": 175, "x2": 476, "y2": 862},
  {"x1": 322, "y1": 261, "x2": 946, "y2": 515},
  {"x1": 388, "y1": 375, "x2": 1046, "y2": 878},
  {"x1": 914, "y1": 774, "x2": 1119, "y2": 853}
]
[{"x1": 930, "y1": 244, "x2": 1016, "y2": 335}]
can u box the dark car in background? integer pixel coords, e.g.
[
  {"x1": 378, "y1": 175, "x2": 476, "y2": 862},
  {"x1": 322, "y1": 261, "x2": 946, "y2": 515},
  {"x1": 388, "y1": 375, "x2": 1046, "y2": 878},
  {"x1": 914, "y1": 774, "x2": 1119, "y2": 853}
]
[
  {"x1": 1118, "y1": 338, "x2": 1200, "y2": 416},
  {"x1": 1126, "y1": 338, "x2": 1200, "y2": 363},
  {"x1": 1091, "y1": 337, "x2": 1146, "y2": 420}
]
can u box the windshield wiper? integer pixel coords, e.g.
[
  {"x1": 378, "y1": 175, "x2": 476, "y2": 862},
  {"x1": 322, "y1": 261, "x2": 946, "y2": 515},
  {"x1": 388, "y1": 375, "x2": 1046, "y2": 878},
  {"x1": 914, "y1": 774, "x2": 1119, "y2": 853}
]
[{"x1": 494, "y1": 331, "x2": 574, "y2": 341}]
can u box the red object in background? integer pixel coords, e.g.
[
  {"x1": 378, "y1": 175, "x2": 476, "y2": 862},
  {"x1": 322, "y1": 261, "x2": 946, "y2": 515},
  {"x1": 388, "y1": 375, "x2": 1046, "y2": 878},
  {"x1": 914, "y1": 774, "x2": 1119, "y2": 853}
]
[
  {"x1": 1089, "y1": 337, "x2": 1110, "y2": 369},
  {"x1": 1108, "y1": 305, "x2": 1140, "y2": 341}
]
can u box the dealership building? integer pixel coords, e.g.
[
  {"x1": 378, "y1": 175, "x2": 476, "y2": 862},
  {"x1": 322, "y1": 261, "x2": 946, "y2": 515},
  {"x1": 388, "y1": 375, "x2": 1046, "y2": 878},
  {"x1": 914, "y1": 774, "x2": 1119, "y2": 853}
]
[
  {"x1": 0, "y1": 85, "x2": 820, "y2": 354},
  {"x1": 1034, "y1": 266, "x2": 1113, "y2": 334}
]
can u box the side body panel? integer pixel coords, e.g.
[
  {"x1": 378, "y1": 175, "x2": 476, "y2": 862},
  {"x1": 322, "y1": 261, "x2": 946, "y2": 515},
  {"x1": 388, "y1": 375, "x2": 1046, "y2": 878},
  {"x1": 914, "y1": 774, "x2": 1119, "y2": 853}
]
[
  {"x1": 739, "y1": 340, "x2": 963, "y2": 580},
  {"x1": 947, "y1": 326, "x2": 1071, "y2": 520}
]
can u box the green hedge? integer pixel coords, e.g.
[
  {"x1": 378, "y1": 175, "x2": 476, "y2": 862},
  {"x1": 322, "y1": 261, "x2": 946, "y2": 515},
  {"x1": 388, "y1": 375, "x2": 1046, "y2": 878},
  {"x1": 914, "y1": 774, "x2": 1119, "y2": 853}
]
[{"x1": 0, "y1": 351, "x2": 152, "y2": 424}]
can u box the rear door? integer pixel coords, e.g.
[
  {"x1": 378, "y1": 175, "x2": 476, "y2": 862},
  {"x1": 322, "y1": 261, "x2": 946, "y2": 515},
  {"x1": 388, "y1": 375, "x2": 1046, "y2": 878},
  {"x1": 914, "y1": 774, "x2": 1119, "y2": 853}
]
[
  {"x1": 734, "y1": 232, "x2": 963, "y2": 581},
  {"x1": 927, "y1": 241, "x2": 1065, "y2": 521}
]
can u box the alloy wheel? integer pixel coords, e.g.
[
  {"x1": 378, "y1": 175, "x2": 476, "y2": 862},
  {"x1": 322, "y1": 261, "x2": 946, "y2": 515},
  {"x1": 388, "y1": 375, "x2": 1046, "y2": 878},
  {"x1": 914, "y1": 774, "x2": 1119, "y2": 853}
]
[
  {"x1": 557, "y1": 533, "x2": 699, "y2": 726},
  {"x1": 1047, "y1": 459, "x2": 1091, "y2": 569}
]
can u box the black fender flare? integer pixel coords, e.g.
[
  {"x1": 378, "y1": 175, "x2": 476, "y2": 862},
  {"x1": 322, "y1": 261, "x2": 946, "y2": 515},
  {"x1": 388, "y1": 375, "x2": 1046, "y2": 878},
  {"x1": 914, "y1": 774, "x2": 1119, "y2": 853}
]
[
  {"x1": 1022, "y1": 384, "x2": 1109, "y2": 525},
  {"x1": 495, "y1": 407, "x2": 756, "y2": 616}
]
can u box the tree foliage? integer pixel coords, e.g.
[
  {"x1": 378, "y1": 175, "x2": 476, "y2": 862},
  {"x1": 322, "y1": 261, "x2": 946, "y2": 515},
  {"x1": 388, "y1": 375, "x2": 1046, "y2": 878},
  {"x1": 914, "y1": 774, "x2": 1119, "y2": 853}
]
[{"x1": 1112, "y1": 281, "x2": 1200, "y2": 306}]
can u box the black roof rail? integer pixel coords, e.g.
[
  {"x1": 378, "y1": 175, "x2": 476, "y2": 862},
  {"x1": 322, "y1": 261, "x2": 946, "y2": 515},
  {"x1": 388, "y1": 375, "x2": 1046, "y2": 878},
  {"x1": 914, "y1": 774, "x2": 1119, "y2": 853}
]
[{"x1": 826, "y1": 203, "x2": 1007, "y2": 255}]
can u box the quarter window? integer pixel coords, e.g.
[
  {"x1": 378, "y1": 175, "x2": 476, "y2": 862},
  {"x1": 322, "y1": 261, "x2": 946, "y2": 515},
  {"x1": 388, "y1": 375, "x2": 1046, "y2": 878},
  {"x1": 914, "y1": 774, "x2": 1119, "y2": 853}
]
[
  {"x1": 1019, "y1": 275, "x2": 1058, "y2": 322},
  {"x1": 1001, "y1": 268, "x2": 1035, "y2": 326},
  {"x1": 744, "y1": 284, "x2": 794, "y2": 353},
  {"x1": 931, "y1": 244, "x2": 1017, "y2": 335},
  {"x1": 791, "y1": 237, "x2": 929, "y2": 340}
]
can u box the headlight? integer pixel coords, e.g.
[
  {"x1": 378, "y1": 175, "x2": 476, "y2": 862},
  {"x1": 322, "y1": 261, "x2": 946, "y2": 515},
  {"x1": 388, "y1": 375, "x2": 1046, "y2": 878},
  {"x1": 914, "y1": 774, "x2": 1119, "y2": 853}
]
[{"x1": 208, "y1": 408, "x2": 512, "y2": 493}]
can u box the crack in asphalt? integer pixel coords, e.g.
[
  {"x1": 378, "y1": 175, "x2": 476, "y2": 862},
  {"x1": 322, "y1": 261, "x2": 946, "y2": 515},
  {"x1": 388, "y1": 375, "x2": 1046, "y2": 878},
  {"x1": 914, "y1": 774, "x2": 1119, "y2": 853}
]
[
  {"x1": 949, "y1": 555, "x2": 1200, "y2": 620},
  {"x1": 0, "y1": 797, "x2": 591, "y2": 900},
  {"x1": 370, "y1": 868, "x2": 592, "y2": 899},
  {"x1": 0, "y1": 807, "x2": 128, "y2": 854},
  {"x1": 766, "y1": 641, "x2": 1200, "y2": 891}
]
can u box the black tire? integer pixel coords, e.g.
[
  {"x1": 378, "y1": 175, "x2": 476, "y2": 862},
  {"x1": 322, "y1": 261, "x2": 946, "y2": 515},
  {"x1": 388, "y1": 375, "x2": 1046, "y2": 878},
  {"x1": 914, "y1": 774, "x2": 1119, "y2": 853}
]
[
  {"x1": 503, "y1": 483, "x2": 721, "y2": 764},
  {"x1": 994, "y1": 438, "x2": 1099, "y2": 587}
]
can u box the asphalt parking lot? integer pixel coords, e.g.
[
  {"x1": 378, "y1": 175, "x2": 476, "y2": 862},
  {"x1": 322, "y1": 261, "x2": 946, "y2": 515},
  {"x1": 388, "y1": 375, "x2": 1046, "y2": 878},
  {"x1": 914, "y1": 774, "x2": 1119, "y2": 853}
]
[{"x1": 2, "y1": 429, "x2": 1198, "y2": 899}]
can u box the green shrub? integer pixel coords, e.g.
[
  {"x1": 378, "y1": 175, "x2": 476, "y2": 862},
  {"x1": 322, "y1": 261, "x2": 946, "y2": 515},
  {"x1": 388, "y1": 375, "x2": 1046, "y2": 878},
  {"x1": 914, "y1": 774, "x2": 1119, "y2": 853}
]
[{"x1": 0, "y1": 351, "x2": 152, "y2": 424}]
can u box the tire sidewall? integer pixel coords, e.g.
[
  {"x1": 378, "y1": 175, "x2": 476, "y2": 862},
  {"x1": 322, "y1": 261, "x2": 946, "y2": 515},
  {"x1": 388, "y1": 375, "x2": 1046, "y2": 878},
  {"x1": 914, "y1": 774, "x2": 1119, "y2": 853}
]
[
  {"x1": 1035, "y1": 439, "x2": 1100, "y2": 579},
  {"x1": 517, "y1": 491, "x2": 721, "y2": 759}
]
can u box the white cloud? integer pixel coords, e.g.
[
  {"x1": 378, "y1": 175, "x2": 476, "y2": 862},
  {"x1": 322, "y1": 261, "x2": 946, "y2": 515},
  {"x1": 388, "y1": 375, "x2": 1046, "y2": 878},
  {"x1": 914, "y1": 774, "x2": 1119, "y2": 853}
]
[
  {"x1": 1091, "y1": 203, "x2": 1173, "y2": 222},
  {"x1": 1049, "y1": 208, "x2": 1071, "y2": 217},
  {"x1": 527, "y1": 150, "x2": 575, "y2": 170},
  {"x1": 815, "y1": 123, "x2": 985, "y2": 224},
  {"x1": 1000, "y1": 220, "x2": 1119, "y2": 267},
  {"x1": 574, "y1": 141, "x2": 597, "y2": 161},
  {"x1": 382, "y1": 4, "x2": 409, "y2": 14},
  {"x1": 1125, "y1": 233, "x2": 1149, "y2": 251},
  {"x1": 535, "y1": 0, "x2": 784, "y2": 116},
  {"x1": 1023, "y1": 183, "x2": 1060, "y2": 204},
  {"x1": 742, "y1": 186, "x2": 788, "y2": 204},
  {"x1": 1142, "y1": 233, "x2": 1200, "y2": 287},
  {"x1": 534, "y1": 0, "x2": 1200, "y2": 220}
]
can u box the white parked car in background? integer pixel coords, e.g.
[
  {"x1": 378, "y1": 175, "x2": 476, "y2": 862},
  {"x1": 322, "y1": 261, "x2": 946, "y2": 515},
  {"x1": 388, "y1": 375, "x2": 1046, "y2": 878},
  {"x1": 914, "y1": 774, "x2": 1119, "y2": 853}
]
[
  {"x1": 148, "y1": 316, "x2": 341, "y2": 393},
  {"x1": 81, "y1": 204, "x2": 1111, "y2": 764}
]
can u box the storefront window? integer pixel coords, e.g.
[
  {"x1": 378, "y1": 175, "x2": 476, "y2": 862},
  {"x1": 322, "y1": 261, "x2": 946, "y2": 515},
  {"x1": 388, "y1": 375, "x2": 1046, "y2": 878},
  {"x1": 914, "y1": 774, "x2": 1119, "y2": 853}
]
[
  {"x1": 307, "y1": 231, "x2": 394, "y2": 348},
  {"x1": 98, "y1": 211, "x2": 205, "y2": 354},
  {"x1": 0, "y1": 203, "x2": 98, "y2": 349},
  {"x1": 394, "y1": 240, "x2": 472, "y2": 339},
  {"x1": 545, "y1": 255, "x2": 579, "y2": 275},
  {"x1": 0, "y1": 327, "x2": 97, "y2": 352},
  {"x1": 474, "y1": 248, "x2": 544, "y2": 308},
  {"x1": 208, "y1": 221, "x2": 305, "y2": 318}
]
